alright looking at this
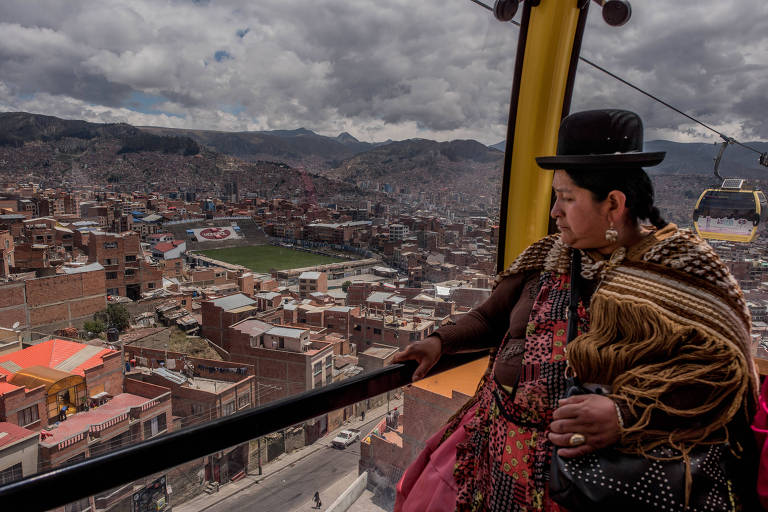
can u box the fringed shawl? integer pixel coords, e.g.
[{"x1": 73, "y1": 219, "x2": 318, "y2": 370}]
[{"x1": 498, "y1": 225, "x2": 758, "y2": 458}]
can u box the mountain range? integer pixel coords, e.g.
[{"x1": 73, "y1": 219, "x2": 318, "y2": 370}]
[
  {"x1": 491, "y1": 138, "x2": 768, "y2": 179},
  {"x1": 1, "y1": 112, "x2": 767, "y2": 210}
]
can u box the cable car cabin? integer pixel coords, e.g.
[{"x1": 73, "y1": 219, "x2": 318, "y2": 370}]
[{"x1": 693, "y1": 178, "x2": 767, "y2": 242}]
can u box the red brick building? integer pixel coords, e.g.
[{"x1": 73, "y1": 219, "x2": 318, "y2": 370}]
[
  {"x1": 360, "y1": 358, "x2": 487, "y2": 495},
  {"x1": 222, "y1": 319, "x2": 334, "y2": 404},
  {"x1": 0, "y1": 266, "x2": 106, "y2": 337},
  {"x1": 0, "y1": 339, "x2": 122, "y2": 426},
  {"x1": 200, "y1": 294, "x2": 257, "y2": 345},
  {"x1": 87, "y1": 231, "x2": 162, "y2": 300},
  {"x1": 298, "y1": 271, "x2": 328, "y2": 297},
  {"x1": 38, "y1": 391, "x2": 172, "y2": 491}
]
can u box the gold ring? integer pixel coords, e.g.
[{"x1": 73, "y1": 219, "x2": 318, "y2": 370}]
[{"x1": 568, "y1": 433, "x2": 586, "y2": 447}]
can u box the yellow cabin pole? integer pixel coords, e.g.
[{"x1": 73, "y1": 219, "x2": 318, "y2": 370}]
[{"x1": 497, "y1": 1, "x2": 589, "y2": 271}]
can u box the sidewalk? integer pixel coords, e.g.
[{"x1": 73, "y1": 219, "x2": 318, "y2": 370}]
[{"x1": 174, "y1": 396, "x2": 403, "y2": 512}]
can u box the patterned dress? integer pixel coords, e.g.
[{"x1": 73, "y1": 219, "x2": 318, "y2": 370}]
[
  {"x1": 452, "y1": 270, "x2": 589, "y2": 511},
  {"x1": 396, "y1": 226, "x2": 758, "y2": 512}
]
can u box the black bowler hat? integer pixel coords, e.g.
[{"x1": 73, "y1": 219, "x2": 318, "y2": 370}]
[{"x1": 535, "y1": 109, "x2": 665, "y2": 170}]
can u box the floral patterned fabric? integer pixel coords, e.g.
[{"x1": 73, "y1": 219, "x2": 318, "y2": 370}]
[{"x1": 452, "y1": 270, "x2": 589, "y2": 511}]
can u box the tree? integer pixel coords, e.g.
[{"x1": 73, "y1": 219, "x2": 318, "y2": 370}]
[
  {"x1": 94, "y1": 304, "x2": 131, "y2": 331},
  {"x1": 83, "y1": 319, "x2": 106, "y2": 336},
  {"x1": 341, "y1": 280, "x2": 352, "y2": 293}
]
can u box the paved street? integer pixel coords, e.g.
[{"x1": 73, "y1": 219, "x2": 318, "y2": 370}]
[
  {"x1": 204, "y1": 443, "x2": 360, "y2": 512},
  {"x1": 175, "y1": 406, "x2": 398, "y2": 512}
]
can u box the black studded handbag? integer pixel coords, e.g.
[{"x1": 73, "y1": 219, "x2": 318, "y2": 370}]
[{"x1": 548, "y1": 376, "x2": 740, "y2": 511}]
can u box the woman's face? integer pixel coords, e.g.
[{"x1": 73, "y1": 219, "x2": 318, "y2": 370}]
[{"x1": 550, "y1": 170, "x2": 612, "y2": 250}]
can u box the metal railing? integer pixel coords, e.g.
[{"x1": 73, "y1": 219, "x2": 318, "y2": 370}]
[{"x1": 0, "y1": 351, "x2": 488, "y2": 511}]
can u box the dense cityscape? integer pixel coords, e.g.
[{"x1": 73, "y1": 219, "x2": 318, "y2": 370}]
[
  {"x1": 1, "y1": 107, "x2": 768, "y2": 512},
  {"x1": 0, "y1": 119, "x2": 510, "y2": 512}
]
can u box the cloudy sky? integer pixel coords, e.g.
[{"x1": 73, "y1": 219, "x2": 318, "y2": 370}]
[{"x1": 0, "y1": 0, "x2": 766, "y2": 145}]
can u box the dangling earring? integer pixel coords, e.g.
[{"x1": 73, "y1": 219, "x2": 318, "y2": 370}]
[{"x1": 605, "y1": 222, "x2": 618, "y2": 243}]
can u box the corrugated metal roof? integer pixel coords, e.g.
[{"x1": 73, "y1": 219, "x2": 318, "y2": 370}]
[
  {"x1": 367, "y1": 291, "x2": 393, "y2": 303},
  {"x1": 228, "y1": 305, "x2": 257, "y2": 314},
  {"x1": 266, "y1": 326, "x2": 305, "y2": 338},
  {"x1": 61, "y1": 262, "x2": 104, "y2": 274},
  {"x1": 299, "y1": 271, "x2": 322, "y2": 279},
  {"x1": 153, "y1": 367, "x2": 188, "y2": 385},
  {"x1": 211, "y1": 294, "x2": 256, "y2": 311},
  {"x1": 0, "y1": 361, "x2": 21, "y2": 373},
  {"x1": 56, "y1": 345, "x2": 104, "y2": 373}
]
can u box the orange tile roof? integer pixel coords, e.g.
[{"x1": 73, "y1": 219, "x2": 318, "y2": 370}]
[
  {"x1": 0, "y1": 339, "x2": 116, "y2": 378},
  {"x1": 413, "y1": 356, "x2": 488, "y2": 398},
  {"x1": 0, "y1": 381, "x2": 20, "y2": 395},
  {"x1": 0, "y1": 422, "x2": 37, "y2": 449}
]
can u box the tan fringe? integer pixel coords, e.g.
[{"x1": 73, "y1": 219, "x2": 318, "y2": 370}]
[{"x1": 567, "y1": 294, "x2": 756, "y2": 505}]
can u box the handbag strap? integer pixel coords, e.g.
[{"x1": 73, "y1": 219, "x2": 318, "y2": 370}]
[{"x1": 567, "y1": 249, "x2": 582, "y2": 343}]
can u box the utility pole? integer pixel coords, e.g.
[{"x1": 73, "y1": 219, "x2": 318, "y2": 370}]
[{"x1": 257, "y1": 437, "x2": 262, "y2": 475}]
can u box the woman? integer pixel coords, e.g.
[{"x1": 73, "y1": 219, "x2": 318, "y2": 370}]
[{"x1": 393, "y1": 110, "x2": 759, "y2": 511}]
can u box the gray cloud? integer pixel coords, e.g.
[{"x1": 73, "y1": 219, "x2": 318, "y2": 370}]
[{"x1": 0, "y1": 0, "x2": 765, "y2": 145}]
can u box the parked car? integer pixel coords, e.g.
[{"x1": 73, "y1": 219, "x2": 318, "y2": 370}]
[{"x1": 331, "y1": 429, "x2": 360, "y2": 449}]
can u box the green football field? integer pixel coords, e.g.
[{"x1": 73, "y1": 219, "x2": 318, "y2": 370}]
[{"x1": 197, "y1": 245, "x2": 346, "y2": 272}]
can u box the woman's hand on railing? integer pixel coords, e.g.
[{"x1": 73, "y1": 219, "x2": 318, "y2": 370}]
[
  {"x1": 547, "y1": 394, "x2": 621, "y2": 457},
  {"x1": 392, "y1": 335, "x2": 442, "y2": 381}
]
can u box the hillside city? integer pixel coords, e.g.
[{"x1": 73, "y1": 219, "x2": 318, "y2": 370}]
[{"x1": 1, "y1": 114, "x2": 768, "y2": 512}]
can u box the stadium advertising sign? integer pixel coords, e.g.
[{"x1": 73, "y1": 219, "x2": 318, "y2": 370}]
[{"x1": 191, "y1": 225, "x2": 240, "y2": 242}]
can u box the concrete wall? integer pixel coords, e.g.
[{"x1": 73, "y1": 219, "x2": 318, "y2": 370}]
[
  {"x1": 327, "y1": 472, "x2": 368, "y2": 512},
  {"x1": 0, "y1": 431, "x2": 38, "y2": 480}
]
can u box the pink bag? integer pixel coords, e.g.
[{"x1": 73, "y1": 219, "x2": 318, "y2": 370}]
[{"x1": 752, "y1": 377, "x2": 768, "y2": 509}]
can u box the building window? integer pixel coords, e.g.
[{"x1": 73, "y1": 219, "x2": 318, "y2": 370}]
[
  {"x1": 147, "y1": 282, "x2": 156, "y2": 289},
  {"x1": 222, "y1": 401, "x2": 235, "y2": 416},
  {"x1": 353, "y1": 324, "x2": 361, "y2": 331},
  {"x1": 104, "y1": 258, "x2": 116, "y2": 265},
  {"x1": 106, "y1": 271, "x2": 118, "y2": 280},
  {"x1": 325, "y1": 357, "x2": 332, "y2": 369},
  {"x1": 313, "y1": 362, "x2": 322, "y2": 376},
  {"x1": 0, "y1": 463, "x2": 22, "y2": 485},
  {"x1": 143, "y1": 414, "x2": 167, "y2": 438},
  {"x1": 124, "y1": 269, "x2": 136, "y2": 277},
  {"x1": 238, "y1": 393, "x2": 250, "y2": 409},
  {"x1": 373, "y1": 328, "x2": 382, "y2": 335},
  {"x1": 326, "y1": 324, "x2": 334, "y2": 329},
  {"x1": 107, "y1": 288, "x2": 119, "y2": 296},
  {"x1": 125, "y1": 255, "x2": 137, "y2": 262},
  {"x1": 18, "y1": 405, "x2": 39, "y2": 427}
]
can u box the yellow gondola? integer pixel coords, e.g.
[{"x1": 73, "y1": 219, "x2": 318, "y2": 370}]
[{"x1": 693, "y1": 178, "x2": 767, "y2": 242}]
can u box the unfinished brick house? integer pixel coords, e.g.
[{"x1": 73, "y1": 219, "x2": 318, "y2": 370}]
[
  {"x1": 87, "y1": 231, "x2": 162, "y2": 300},
  {"x1": 0, "y1": 264, "x2": 106, "y2": 337}
]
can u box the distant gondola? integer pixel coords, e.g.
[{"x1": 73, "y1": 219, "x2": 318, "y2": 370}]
[{"x1": 693, "y1": 178, "x2": 767, "y2": 243}]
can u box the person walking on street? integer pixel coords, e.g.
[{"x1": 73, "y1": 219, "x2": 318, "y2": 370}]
[{"x1": 313, "y1": 490, "x2": 321, "y2": 509}]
